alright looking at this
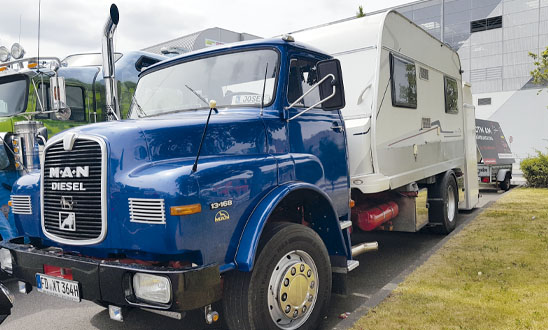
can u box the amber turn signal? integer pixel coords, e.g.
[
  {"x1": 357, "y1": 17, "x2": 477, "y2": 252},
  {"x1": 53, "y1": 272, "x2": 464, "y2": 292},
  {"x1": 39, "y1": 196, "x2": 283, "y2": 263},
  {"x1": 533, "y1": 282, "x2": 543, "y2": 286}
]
[
  {"x1": 28, "y1": 62, "x2": 38, "y2": 69},
  {"x1": 170, "y1": 204, "x2": 201, "y2": 216},
  {"x1": 349, "y1": 199, "x2": 355, "y2": 208},
  {"x1": 8, "y1": 201, "x2": 12, "y2": 207}
]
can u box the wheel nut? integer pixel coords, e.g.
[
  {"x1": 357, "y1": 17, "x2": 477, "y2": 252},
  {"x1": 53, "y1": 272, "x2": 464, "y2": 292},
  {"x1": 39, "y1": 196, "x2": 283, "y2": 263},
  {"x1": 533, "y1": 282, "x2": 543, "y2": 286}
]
[
  {"x1": 282, "y1": 293, "x2": 287, "y2": 301},
  {"x1": 300, "y1": 264, "x2": 305, "y2": 272},
  {"x1": 310, "y1": 281, "x2": 315, "y2": 289},
  {"x1": 302, "y1": 306, "x2": 307, "y2": 313},
  {"x1": 285, "y1": 305, "x2": 291, "y2": 313},
  {"x1": 291, "y1": 267, "x2": 296, "y2": 275},
  {"x1": 284, "y1": 278, "x2": 290, "y2": 286},
  {"x1": 308, "y1": 294, "x2": 313, "y2": 302},
  {"x1": 307, "y1": 270, "x2": 311, "y2": 277},
  {"x1": 293, "y1": 310, "x2": 298, "y2": 318}
]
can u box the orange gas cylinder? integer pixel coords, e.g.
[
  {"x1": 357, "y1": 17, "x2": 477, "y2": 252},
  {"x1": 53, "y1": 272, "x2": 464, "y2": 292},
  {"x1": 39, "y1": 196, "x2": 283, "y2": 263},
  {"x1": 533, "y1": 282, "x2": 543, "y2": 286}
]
[{"x1": 355, "y1": 201, "x2": 399, "y2": 231}]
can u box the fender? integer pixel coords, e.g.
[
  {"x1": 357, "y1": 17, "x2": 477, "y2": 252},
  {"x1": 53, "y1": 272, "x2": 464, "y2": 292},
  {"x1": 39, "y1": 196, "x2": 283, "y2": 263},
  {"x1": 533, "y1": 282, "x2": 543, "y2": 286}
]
[
  {"x1": 496, "y1": 168, "x2": 511, "y2": 182},
  {"x1": 234, "y1": 182, "x2": 349, "y2": 272}
]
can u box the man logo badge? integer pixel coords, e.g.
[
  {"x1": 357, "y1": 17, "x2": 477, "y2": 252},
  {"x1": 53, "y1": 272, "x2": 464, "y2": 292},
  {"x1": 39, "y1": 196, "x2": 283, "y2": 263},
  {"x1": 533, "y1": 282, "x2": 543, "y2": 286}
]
[
  {"x1": 60, "y1": 196, "x2": 74, "y2": 210},
  {"x1": 59, "y1": 211, "x2": 76, "y2": 231}
]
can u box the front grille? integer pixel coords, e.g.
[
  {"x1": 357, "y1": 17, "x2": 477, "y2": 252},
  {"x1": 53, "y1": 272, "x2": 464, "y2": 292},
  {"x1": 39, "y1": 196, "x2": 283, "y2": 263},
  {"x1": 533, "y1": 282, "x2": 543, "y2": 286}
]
[
  {"x1": 42, "y1": 137, "x2": 105, "y2": 243},
  {"x1": 11, "y1": 195, "x2": 32, "y2": 214},
  {"x1": 129, "y1": 198, "x2": 166, "y2": 224}
]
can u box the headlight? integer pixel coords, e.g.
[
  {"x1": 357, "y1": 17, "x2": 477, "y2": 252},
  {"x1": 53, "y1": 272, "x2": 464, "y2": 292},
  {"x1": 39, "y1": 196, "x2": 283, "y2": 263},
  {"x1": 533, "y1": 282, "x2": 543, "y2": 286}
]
[
  {"x1": 0, "y1": 248, "x2": 12, "y2": 274},
  {"x1": 132, "y1": 273, "x2": 171, "y2": 304},
  {"x1": 11, "y1": 43, "x2": 25, "y2": 60},
  {"x1": 0, "y1": 46, "x2": 10, "y2": 62}
]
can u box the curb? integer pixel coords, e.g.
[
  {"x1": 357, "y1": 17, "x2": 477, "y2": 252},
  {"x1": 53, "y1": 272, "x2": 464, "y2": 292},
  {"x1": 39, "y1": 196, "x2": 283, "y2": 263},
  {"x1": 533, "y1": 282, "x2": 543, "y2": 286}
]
[{"x1": 331, "y1": 189, "x2": 513, "y2": 330}]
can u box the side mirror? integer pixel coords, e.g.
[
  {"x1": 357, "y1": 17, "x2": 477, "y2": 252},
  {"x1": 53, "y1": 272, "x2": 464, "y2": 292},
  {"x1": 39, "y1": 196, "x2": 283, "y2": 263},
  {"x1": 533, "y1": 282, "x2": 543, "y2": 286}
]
[
  {"x1": 36, "y1": 127, "x2": 48, "y2": 145},
  {"x1": 49, "y1": 76, "x2": 71, "y2": 121},
  {"x1": 0, "y1": 283, "x2": 13, "y2": 325},
  {"x1": 317, "y1": 59, "x2": 345, "y2": 111}
]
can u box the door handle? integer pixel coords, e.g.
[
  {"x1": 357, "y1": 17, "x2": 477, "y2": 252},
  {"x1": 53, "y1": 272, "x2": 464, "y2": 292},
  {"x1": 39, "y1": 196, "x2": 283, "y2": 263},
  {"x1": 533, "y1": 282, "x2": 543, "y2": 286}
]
[{"x1": 331, "y1": 122, "x2": 344, "y2": 133}]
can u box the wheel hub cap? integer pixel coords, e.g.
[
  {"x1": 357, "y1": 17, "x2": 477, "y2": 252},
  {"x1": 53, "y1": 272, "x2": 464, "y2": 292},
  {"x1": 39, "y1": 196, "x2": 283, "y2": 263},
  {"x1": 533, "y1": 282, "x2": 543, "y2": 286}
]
[{"x1": 279, "y1": 262, "x2": 316, "y2": 319}]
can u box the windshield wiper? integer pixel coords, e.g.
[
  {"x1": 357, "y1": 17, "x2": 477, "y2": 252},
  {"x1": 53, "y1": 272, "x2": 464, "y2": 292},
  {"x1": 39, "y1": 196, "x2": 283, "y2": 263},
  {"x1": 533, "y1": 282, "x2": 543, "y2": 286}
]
[
  {"x1": 131, "y1": 95, "x2": 147, "y2": 118},
  {"x1": 185, "y1": 84, "x2": 209, "y2": 107}
]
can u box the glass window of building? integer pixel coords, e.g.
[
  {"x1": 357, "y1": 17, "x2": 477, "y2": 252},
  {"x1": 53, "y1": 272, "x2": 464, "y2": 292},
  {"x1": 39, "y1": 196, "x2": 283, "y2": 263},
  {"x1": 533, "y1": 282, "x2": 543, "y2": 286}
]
[{"x1": 390, "y1": 54, "x2": 417, "y2": 109}]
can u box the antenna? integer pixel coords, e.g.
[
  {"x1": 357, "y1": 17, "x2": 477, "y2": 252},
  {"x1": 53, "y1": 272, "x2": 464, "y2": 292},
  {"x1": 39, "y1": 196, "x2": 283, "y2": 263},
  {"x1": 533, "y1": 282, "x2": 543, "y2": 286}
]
[
  {"x1": 260, "y1": 63, "x2": 268, "y2": 116},
  {"x1": 37, "y1": 0, "x2": 41, "y2": 66},
  {"x1": 19, "y1": 15, "x2": 22, "y2": 43}
]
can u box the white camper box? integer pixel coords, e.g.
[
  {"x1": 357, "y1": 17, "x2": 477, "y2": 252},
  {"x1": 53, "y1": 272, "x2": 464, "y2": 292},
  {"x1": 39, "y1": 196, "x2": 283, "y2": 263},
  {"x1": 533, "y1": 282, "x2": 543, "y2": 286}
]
[{"x1": 292, "y1": 11, "x2": 478, "y2": 232}]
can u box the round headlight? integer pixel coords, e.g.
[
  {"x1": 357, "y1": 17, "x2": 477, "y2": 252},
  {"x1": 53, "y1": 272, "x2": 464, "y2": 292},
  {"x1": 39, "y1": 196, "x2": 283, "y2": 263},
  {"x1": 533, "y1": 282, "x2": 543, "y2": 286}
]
[
  {"x1": 0, "y1": 46, "x2": 10, "y2": 62},
  {"x1": 11, "y1": 43, "x2": 25, "y2": 60}
]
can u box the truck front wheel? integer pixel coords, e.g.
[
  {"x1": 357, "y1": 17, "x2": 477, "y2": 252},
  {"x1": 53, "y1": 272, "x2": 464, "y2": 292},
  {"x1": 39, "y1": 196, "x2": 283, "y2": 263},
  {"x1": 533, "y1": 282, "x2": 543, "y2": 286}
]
[{"x1": 223, "y1": 223, "x2": 331, "y2": 330}]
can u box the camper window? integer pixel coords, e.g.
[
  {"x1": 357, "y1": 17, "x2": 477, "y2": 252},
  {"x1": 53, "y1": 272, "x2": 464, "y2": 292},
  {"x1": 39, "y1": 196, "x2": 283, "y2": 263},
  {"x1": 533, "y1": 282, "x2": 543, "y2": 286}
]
[
  {"x1": 444, "y1": 76, "x2": 458, "y2": 114},
  {"x1": 390, "y1": 54, "x2": 417, "y2": 109}
]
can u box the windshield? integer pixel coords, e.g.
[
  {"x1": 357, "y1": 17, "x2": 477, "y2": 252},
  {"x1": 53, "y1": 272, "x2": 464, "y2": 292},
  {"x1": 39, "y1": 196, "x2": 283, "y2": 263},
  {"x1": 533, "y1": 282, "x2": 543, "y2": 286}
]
[
  {"x1": 0, "y1": 74, "x2": 28, "y2": 117},
  {"x1": 129, "y1": 49, "x2": 278, "y2": 118}
]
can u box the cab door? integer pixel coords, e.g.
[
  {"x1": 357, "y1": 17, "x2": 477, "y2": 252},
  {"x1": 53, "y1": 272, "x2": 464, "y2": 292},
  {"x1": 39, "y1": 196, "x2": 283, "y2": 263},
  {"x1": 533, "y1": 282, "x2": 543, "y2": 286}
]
[{"x1": 286, "y1": 54, "x2": 349, "y2": 218}]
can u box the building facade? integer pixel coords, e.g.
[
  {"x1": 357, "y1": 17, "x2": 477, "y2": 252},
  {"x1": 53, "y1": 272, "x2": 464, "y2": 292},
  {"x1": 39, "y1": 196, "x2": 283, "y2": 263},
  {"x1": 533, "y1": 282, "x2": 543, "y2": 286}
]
[
  {"x1": 386, "y1": 0, "x2": 548, "y2": 158},
  {"x1": 143, "y1": 27, "x2": 259, "y2": 56}
]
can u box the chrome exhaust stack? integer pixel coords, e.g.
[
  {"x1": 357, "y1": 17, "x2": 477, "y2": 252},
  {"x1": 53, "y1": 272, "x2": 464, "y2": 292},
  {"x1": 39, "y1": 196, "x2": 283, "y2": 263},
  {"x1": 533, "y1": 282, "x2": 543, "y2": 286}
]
[{"x1": 102, "y1": 3, "x2": 120, "y2": 120}]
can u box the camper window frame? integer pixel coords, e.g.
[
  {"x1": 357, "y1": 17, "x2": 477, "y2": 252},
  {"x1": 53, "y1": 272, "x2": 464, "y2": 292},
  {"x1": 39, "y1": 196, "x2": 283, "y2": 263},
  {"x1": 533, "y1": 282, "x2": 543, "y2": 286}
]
[
  {"x1": 389, "y1": 53, "x2": 417, "y2": 109},
  {"x1": 443, "y1": 76, "x2": 459, "y2": 114}
]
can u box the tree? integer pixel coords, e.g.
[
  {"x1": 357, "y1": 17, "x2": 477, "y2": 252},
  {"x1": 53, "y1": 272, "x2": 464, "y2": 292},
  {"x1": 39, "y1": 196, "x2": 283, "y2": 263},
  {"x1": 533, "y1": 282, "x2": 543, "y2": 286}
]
[
  {"x1": 356, "y1": 5, "x2": 365, "y2": 18},
  {"x1": 529, "y1": 46, "x2": 548, "y2": 86}
]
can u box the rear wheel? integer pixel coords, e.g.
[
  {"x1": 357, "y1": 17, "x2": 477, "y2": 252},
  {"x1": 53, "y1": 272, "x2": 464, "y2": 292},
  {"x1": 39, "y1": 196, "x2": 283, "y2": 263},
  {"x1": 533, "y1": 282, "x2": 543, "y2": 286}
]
[
  {"x1": 428, "y1": 171, "x2": 458, "y2": 234},
  {"x1": 223, "y1": 223, "x2": 331, "y2": 330},
  {"x1": 500, "y1": 174, "x2": 511, "y2": 191}
]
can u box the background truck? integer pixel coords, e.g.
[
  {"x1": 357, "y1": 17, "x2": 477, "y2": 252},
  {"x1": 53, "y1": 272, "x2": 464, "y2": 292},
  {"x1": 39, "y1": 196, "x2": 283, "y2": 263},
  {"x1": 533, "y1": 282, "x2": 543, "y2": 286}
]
[
  {"x1": 1, "y1": 9, "x2": 478, "y2": 330},
  {"x1": 0, "y1": 6, "x2": 164, "y2": 240},
  {"x1": 476, "y1": 119, "x2": 514, "y2": 191}
]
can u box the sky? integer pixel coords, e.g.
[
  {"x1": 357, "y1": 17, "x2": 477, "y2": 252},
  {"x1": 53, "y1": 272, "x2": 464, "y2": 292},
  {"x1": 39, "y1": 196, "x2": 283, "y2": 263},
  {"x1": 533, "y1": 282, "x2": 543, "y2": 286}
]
[{"x1": 0, "y1": 0, "x2": 413, "y2": 59}]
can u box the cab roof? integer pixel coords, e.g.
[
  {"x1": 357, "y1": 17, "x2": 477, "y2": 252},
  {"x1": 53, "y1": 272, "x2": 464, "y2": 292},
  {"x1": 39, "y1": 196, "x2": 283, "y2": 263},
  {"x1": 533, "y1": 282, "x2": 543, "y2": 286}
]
[{"x1": 140, "y1": 37, "x2": 329, "y2": 76}]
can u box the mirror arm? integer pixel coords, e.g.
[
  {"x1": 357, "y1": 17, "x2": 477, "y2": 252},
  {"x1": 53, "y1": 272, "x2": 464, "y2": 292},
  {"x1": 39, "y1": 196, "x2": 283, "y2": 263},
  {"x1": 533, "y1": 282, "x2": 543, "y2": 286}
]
[
  {"x1": 285, "y1": 74, "x2": 334, "y2": 111},
  {"x1": 286, "y1": 74, "x2": 337, "y2": 122}
]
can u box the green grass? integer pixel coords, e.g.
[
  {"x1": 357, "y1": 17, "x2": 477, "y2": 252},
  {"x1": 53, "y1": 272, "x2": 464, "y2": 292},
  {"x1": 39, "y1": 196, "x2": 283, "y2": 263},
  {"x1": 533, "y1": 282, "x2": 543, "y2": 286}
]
[{"x1": 352, "y1": 188, "x2": 548, "y2": 330}]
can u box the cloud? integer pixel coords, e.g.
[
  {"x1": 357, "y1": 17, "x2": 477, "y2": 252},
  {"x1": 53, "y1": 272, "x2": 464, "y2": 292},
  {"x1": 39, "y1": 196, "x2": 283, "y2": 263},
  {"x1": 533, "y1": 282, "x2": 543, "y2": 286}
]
[{"x1": 0, "y1": 0, "x2": 411, "y2": 59}]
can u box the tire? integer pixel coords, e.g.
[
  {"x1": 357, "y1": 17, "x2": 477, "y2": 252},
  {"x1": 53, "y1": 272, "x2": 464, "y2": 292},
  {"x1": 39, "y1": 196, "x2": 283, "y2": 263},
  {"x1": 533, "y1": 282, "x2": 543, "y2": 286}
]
[
  {"x1": 500, "y1": 174, "x2": 511, "y2": 191},
  {"x1": 428, "y1": 171, "x2": 458, "y2": 234},
  {"x1": 223, "y1": 222, "x2": 331, "y2": 330}
]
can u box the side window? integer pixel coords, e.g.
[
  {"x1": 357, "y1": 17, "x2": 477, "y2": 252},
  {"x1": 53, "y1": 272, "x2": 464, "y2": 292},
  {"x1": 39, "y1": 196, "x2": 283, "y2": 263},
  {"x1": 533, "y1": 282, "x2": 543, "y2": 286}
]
[
  {"x1": 287, "y1": 58, "x2": 320, "y2": 108},
  {"x1": 444, "y1": 76, "x2": 459, "y2": 114},
  {"x1": 34, "y1": 84, "x2": 86, "y2": 121},
  {"x1": 390, "y1": 53, "x2": 417, "y2": 109}
]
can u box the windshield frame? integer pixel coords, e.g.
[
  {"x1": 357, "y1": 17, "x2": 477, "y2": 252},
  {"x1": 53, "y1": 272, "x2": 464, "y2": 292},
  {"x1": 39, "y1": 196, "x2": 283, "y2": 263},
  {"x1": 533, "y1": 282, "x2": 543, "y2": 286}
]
[
  {"x1": 132, "y1": 46, "x2": 281, "y2": 118},
  {"x1": 0, "y1": 73, "x2": 30, "y2": 117}
]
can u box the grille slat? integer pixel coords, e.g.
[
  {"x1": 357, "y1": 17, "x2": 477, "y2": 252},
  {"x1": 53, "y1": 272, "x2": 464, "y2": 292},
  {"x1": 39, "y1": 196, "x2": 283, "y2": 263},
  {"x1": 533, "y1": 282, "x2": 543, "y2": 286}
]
[
  {"x1": 42, "y1": 138, "x2": 105, "y2": 242},
  {"x1": 129, "y1": 198, "x2": 166, "y2": 224}
]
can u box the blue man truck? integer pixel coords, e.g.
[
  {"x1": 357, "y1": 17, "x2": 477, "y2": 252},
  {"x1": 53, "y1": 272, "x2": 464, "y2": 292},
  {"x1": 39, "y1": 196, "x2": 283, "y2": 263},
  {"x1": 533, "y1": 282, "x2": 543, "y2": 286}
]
[{"x1": 0, "y1": 10, "x2": 478, "y2": 329}]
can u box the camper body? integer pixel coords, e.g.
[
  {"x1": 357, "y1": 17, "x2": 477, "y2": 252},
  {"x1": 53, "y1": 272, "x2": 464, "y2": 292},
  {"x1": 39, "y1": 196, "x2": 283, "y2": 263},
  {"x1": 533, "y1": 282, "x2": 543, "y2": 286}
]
[{"x1": 2, "y1": 11, "x2": 477, "y2": 330}]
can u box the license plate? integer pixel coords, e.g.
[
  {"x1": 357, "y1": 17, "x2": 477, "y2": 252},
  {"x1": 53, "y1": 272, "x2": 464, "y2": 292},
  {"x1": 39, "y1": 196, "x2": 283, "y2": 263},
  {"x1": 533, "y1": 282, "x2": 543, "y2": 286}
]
[
  {"x1": 478, "y1": 166, "x2": 490, "y2": 177},
  {"x1": 36, "y1": 273, "x2": 81, "y2": 302}
]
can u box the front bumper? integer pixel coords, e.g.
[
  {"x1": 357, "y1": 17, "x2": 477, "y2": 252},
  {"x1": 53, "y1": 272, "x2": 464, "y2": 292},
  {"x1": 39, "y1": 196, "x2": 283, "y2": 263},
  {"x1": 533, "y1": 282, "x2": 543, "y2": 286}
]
[{"x1": 1, "y1": 238, "x2": 222, "y2": 311}]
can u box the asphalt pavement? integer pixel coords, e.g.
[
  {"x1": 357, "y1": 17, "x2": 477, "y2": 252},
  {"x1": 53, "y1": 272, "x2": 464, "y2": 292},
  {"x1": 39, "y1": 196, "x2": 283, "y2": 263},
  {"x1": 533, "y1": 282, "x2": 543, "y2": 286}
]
[{"x1": 1, "y1": 189, "x2": 507, "y2": 330}]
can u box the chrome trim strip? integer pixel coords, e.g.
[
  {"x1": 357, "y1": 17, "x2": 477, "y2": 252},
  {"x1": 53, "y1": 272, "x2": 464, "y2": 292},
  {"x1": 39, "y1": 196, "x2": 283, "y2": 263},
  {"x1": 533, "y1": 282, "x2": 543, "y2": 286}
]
[{"x1": 41, "y1": 134, "x2": 108, "y2": 245}]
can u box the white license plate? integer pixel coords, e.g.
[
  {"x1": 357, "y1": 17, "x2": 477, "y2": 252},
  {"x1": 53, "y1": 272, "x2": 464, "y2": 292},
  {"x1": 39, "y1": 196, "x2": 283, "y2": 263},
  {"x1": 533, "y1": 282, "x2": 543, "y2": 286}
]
[
  {"x1": 478, "y1": 166, "x2": 490, "y2": 177},
  {"x1": 36, "y1": 273, "x2": 81, "y2": 302}
]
